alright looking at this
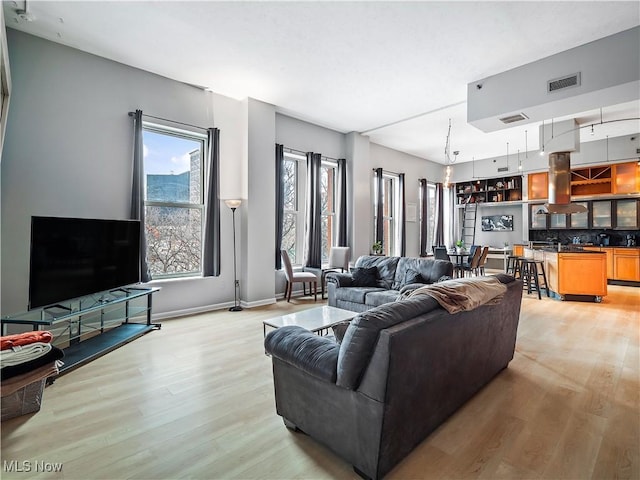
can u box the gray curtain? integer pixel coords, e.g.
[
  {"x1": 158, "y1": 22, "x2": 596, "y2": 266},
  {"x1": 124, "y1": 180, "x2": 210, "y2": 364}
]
[
  {"x1": 130, "y1": 109, "x2": 151, "y2": 282},
  {"x1": 336, "y1": 158, "x2": 348, "y2": 247},
  {"x1": 275, "y1": 144, "x2": 284, "y2": 269},
  {"x1": 434, "y1": 182, "x2": 445, "y2": 247},
  {"x1": 203, "y1": 128, "x2": 221, "y2": 276},
  {"x1": 419, "y1": 179, "x2": 428, "y2": 256},
  {"x1": 305, "y1": 152, "x2": 322, "y2": 268},
  {"x1": 399, "y1": 173, "x2": 406, "y2": 256},
  {"x1": 374, "y1": 167, "x2": 384, "y2": 246}
]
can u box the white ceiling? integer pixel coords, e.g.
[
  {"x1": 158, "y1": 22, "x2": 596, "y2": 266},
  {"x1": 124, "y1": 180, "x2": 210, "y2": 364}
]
[{"x1": 4, "y1": 1, "x2": 640, "y2": 164}]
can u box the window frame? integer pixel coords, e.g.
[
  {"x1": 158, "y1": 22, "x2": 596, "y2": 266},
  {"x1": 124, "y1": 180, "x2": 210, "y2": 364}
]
[
  {"x1": 142, "y1": 122, "x2": 207, "y2": 280},
  {"x1": 320, "y1": 159, "x2": 338, "y2": 264},
  {"x1": 374, "y1": 171, "x2": 400, "y2": 257},
  {"x1": 282, "y1": 152, "x2": 306, "y2": 266}
]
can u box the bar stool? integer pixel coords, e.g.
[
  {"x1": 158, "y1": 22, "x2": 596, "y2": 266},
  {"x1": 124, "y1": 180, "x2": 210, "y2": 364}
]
[
  {"x1": 520, "y1": 259, "x2": 549, "y2": 299},
  {"x1": 506, "y1": 255, "x2": 524, "y2": 279}
]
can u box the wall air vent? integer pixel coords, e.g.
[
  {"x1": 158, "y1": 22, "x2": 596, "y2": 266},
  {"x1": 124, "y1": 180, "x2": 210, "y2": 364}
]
[
  {"x1": 548, "y1": 72, "x2": 581, "y2": 93},
  {"x1": 499, "y1": 113, "x2": 529, "y2": 124},
  {"x1": 497, "y1": 167, "x2": 509, "y2": 172}
]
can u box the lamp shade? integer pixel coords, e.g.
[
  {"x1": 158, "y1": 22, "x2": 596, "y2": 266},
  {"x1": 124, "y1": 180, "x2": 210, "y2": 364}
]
[{"x1": 224, "y1": 199, "x2": 242, "y2": 209}]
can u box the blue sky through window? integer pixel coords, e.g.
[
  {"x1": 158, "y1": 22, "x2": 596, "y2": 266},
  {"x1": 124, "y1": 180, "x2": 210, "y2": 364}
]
[{"x1": 143, "y1": 130, "x2": 201, "y2": 175}]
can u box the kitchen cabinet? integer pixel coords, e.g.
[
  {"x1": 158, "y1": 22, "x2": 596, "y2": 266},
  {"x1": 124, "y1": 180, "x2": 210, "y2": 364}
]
[
  {"x1": 591, "y1": 200, "x2": 613, "y2": 229},
  {"x1": 571, "y1": 165, "x2": 612, "y2": 196},
  {"x1": 584, "y1": 246, "x2": 615, "y2": 279},
  {"x1": 528, "y1": 172, "x2": 548, "y2": 200},
  {"x1": 613, "y1": 248, "x2": 640, "y2": 281},
  {"x1": 615, "y1": 199, "x2": 639, "y2": 229},
  {"x1": 569, "y1": 201, "x2": 589, "y2": 228},
  {"x1": 549, "y1": 213, "x2": 567, "y2": 229},
  {"x1": 530, "y1": 204, "x2": 547, "y2": 229},
  {"x1": 612, "y1": 162, "x2": 640, "y2": 194},
  {"x1": 535, "y1": 249, "x2": 607, "y2": 301}
]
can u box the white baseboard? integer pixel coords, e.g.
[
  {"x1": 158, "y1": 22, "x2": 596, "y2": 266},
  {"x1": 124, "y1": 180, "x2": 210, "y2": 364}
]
[{"x1": 153, "y1": 297, "x2": 277, "y2": 321}]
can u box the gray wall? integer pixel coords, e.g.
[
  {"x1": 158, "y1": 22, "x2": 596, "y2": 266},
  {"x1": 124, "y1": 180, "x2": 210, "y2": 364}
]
[
  {"x1": 370, "y1": 143, "x2": 442, "y2": 257},
  {"x1": 1, "y1": 30, "x2": 247, "y2": 316}
]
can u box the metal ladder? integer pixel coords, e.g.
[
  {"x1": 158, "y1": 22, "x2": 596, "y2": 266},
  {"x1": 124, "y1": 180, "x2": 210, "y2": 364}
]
[{"x1": 461, "y1": 201, "x2": 477, "y2": 247}]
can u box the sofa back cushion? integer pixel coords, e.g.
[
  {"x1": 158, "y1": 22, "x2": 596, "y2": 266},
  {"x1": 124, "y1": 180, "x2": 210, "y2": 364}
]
[
  {"x1": 393, "y1": 257, "x2": 454, "y2": 289},
  {"x1": 336, "y1": 295, "x2": 440, "y2": 390},
  {"x1": 354, "y1": 256, "x2": 400, "y2": 289}
]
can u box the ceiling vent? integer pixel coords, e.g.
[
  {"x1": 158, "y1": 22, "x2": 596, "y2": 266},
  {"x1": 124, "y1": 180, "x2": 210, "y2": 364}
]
[
  {"x1": 499, "y1": 113, "x2": 529, "y2": 124},
  {"x1": 548, "y1": 73, "x2": 581, "y2": 93}
]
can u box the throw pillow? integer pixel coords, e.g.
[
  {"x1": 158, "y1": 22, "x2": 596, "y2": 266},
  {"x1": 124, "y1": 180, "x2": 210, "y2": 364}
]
[
  {"x1": 436, "y1": 275, "x2": 453, "y2": 283},
  {"x1": 403, "y1": 268, "x2": 424, "y2": 286},
  {"x1": 331, "y1": 321, "x2": 351, "y2": 344},
  {"x1": 351, "y1": 266, "x2": 378, "y2": 287}
]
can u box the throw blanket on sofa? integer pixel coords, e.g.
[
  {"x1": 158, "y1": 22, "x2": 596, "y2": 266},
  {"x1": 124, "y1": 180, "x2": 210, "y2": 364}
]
[{"x1": 407, "y1": 276, "x2": 507, "y2": 314}]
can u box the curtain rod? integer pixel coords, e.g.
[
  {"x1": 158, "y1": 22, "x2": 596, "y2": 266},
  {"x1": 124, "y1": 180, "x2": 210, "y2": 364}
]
[
  {"x1": 128, "y1": 111, "x2": 210, "y2": 132},
  {"x1": 373, "y1": 168, "x2": 400, "y2": 176},
  {"x1": 283, "y1": 146, "x2": 340, "y2": 162}
]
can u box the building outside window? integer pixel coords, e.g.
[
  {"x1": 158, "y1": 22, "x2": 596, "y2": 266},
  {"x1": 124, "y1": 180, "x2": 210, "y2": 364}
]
[
  {"x1": 320, "y1": 160, "x2": 337, "y2": 264},
  {"x1": 424, "y1": 182, "x2": 437, "y2": 253},
  {"x1": 142, "y1": 124, "x2": 206, "y2": 278},
  {"x1": 374, "y1": 172, "x2": 399, "y2": 257},
  {"x1": 281, "y1": 153, "x2": 304, "y2": 264}
]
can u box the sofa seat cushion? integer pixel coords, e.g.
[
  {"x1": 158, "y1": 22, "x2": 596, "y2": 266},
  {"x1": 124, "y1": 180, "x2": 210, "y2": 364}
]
[
  {"x1": 335, "y1": 286, "x2": 386, "y2": 304},
  {"x1": 364, "y1": 290, "x2": 400, "y2": 307}
]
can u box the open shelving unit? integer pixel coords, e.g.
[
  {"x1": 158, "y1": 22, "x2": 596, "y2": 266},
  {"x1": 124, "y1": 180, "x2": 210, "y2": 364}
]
[{"x1": 455, "y1": 175, "x2": 523, "y2": 205}]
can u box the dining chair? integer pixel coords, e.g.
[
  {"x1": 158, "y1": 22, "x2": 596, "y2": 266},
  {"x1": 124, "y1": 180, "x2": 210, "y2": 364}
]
[
  {"x1": 458, "y1": 246, "x2": 483, "y2": 277},
  {"x1": 433, "y1": 246, "x2": 450, "y2": 261},
  {"x1": 281, "y1": 250, "x2": 317, "y2": 302},
  {"x1": 320, "y1": 247, "x2": 351, "y2": 299},
  {"x1": 477, "y1": 246, "x2": 490, "y2": 275}
]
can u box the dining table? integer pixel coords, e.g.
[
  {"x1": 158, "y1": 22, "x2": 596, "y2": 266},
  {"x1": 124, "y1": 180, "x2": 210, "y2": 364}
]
[{"x1": 446, "y1": 250, "x2": 470, "y2": 277}]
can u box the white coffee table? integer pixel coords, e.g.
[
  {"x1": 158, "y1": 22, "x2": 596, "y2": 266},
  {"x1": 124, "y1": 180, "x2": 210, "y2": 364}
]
[{"x1": 263, "y1": 305, "x2": 356, "y2": 338}]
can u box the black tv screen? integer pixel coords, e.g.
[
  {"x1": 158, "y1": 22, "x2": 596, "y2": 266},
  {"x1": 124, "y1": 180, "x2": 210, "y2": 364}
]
[{"x1": 29, "y1": 216, "x2": 141, "y2": 309}]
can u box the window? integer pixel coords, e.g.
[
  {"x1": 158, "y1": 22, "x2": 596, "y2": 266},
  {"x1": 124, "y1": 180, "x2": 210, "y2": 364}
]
[
  {"x1": 142, "y1": 124, "x2": 206, "y2": 278},
  {"x1": 282, "y1": 153, "x2": 305, "y2": 264},
  {"x1": 422, "y1": 182, "x2": 437, "y2": 253},
  {"x1": 374, "y1": 172, "x2": 400, "y2": 256},
  {"x1": 321, "y1": 161, "x2": 337, "y2": 263},
  {"x1": 280, "y1": 152, "x2": 338, "y2": 266}
]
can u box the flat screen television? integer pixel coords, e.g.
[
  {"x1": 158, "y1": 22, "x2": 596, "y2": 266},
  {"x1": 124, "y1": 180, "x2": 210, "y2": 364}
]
[{"x1": 29, "y1": 216, "x2": 141, "y2": 309}]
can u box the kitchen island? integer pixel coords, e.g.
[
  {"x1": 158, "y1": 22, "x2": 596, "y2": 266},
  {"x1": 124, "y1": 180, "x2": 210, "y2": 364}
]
[{"x1": 524, "y1": 247, "x2": 607, "y2": 302}]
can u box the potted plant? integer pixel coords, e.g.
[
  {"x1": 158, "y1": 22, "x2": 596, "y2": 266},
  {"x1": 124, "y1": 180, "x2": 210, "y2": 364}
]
[
  {"x1": 372, "y1": 241, "x2": 383, "y2": 255},
  {"x1": 455, "y1": 240, "x2": 465, "y2": 254}
]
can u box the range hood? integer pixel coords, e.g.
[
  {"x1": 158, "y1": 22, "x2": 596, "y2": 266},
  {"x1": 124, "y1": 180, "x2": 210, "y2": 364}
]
[{"x1": 539, "y1": 152, "x2": 588, "y2": 214}]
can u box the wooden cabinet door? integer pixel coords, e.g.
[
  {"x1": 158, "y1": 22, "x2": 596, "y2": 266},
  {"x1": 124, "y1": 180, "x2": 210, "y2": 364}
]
[
  {"x1": 613, "y1": 248, "x2": 640, "y2": 281},
  {"x1": 613, "y1": 162, "x2": 640, "y2": 194},
  {"x1": 605, "y1": 248, "x2": 614, "y2": 280},
  {"x1": 528, "y1": 172, "x2": 548, "y2": 200}
]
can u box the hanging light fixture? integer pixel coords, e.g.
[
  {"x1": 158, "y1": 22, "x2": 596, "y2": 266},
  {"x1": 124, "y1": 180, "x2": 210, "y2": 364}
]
[{"x1": 443, "y1": 118, "x2": 456, "y2": 187}]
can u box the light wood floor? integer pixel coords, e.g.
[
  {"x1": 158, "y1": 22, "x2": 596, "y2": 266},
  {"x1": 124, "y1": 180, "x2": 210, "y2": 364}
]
[{"x1": 1, "y1": 285, "x2": 638, "y2": 480}]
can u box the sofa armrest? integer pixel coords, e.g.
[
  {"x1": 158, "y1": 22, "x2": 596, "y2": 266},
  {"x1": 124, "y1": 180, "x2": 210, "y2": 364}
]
[
  {"x1": 264, "y1": 326, "x2": 339, "y2": 383},
  {"x1": 325, "y1": 272, "x2": 354, "y2": 288}
]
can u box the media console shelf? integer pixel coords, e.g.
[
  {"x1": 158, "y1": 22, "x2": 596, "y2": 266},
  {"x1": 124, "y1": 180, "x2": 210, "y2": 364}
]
[{"x1": 1, "y1": 286, "x2": 160, "y2": 376}]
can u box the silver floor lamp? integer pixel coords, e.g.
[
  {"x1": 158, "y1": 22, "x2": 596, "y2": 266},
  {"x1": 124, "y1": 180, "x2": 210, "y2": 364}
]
[{"x1": 225, "y1": 199, "x2": 243, "y2": 312}]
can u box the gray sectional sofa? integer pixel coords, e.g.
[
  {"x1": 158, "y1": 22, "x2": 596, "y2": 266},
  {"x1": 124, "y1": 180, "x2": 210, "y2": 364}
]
[
  {"x1": 265, "y1": 274, "x2": 523, "y2": 479},
  {"x1": 326, "y1": 255, "x2": 454, "y2": 312}
]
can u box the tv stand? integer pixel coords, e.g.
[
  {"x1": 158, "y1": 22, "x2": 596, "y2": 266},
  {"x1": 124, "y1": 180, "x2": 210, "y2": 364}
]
[{"x1": 1, "y1": 287, "x2": 160, "y2": 376}]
